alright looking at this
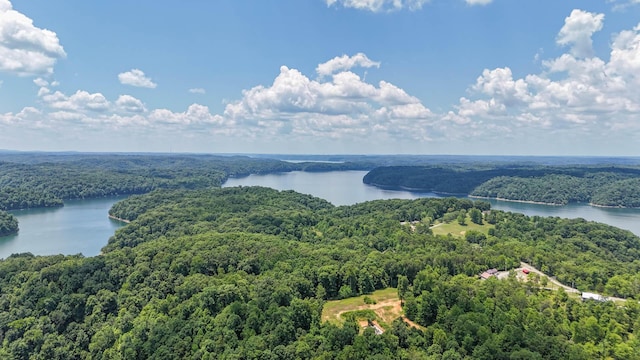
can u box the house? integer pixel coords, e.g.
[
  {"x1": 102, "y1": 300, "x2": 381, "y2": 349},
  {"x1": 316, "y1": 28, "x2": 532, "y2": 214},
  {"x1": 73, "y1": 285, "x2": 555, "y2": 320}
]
[
  {"x1": 581, "y1": 292, "x2": 607, "y2": 302},
  {"x1": 480, "y1": 268, "x2": 498, "y2": 280}
]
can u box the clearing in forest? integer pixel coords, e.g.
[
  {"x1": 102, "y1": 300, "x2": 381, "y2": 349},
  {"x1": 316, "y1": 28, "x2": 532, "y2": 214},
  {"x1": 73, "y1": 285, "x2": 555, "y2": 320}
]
[
  {"x1": 321, "y1": 288, "x2": 424, "y2": 331},
  {"x1": 430, "y1": 215, "x2": 494, "y2": 237}
]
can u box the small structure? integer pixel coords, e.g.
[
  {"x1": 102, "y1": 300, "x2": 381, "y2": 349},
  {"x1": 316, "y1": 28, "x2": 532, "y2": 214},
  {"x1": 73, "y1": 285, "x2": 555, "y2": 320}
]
[
  {"x1": 581, "y1": 292, "x2": 607, "y2": 302},
  {"x1": 367, "y1": 320, "x2": 385, "y2": 335},
  {"x1": 480, "y1": 268, "x2": 498, "y2": 280}
]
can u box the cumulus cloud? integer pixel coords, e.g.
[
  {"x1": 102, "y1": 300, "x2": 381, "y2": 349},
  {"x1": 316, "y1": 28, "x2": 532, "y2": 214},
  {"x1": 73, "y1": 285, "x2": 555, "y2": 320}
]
[
  {"x1": 444, "y1": 11, "x2": 640, "y2": 139},
  {"x1": 222, "y1": 55, "x2": 433, "y2": 139},
  {"x1": 326, "y1": 0, "x2": 430, "y2": 12},
  {"x1": 149, "y1": 104, "x2": 226, "y2": 129},
  {"x1": 116, "y1": 95, "x2": 146, "y2": 113},
  {"x1": 316, "y1": 53, "x2": 380, "y2": 78},
  {"x1": 118, "y1": 69, "x2": 157, "y2": 88},
  {"x1": 0, "y1": 0, "x2": 66, "y2": 76},
  {"x1": 465, "y1": 0, "x2": 493, "y2": 5},
  {"x1": 10, "y1": 82, "x2": 234, "y2": 134},
  {"x1": 557, "y1": 9, "x2": 604, "y2": 58},
  {"x1": 189, "y1": 88, "x2": 206, "y2": 94},
  {"x1": 0, "y1": 107, "x2": 45, "y2": 128},
  {"x1": 9, "y1": 52, "x2": 433, "y2": 144},
  {"x1": 33, "y1": 77, "x2": 48, "y2": 87},
  {"x1": 43, "y1": 90, "x2": 112, "y2": 113}
]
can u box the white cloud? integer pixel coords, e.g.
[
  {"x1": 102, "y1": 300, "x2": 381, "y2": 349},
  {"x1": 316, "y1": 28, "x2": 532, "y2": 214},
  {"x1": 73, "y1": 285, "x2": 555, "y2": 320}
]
[
  {"x1": 465, "y1": 0, "x2": 493, "y2": 5},
  {"x1": 608, "y1": 0, "x2": 640, "y2": 11},
  {"x1": 12, "y1": 83, "x2": 234, "y2": 134},
  {"x1": 0, "y1": 107, "x2": 43, "y2": 127},
  {"x1": 10, "y1": 53, "x2": 434, "y2": 144},
  {"x1": 326, "y1": 0, "x2": 430, "y2": 12},
  {"x1": 116, "y1": 95, "x2": 146, "y2": 113},
  {"x1": 443, "y1": 14, "x2": 640, "y2": 139},
  {"x1": 189, "y1": 88, "x2": 206, "y2": 94},
  {"x1": 0, "y1": 0, "x2": 66, "y2": 76},
  {"x1": 33, "y1": 77, "x2": 48, "y2": 87},
  {"x1": 118, "y1": 69, "x2": 157, "y2": 88},
  {"x1": 222, "y1": 55, "x2": 434, "y2": 139},
  {"x1": 316, "y1": 53, "x2": 380, "y2": 78},
  {"x1": 557, "y1": 9, "x2": 604, "y2": 58},
  {"x1": 42, "y1": 90, "x2": 111, "y2": 112},
  {"x1": 149, "y1": 104, "x2": 226, "y2": 129}
]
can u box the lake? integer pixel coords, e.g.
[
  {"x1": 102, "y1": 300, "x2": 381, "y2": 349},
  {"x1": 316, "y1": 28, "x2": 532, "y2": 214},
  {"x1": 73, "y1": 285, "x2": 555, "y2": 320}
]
[
  {"x1": 3, "y1": 170, "x2": 640, "y2": 259},
  {"x1": 224, "y1": 170, "x2": 640, "y2": 236},
  {"x1": 1, "y1": 197, "x2": 127, "y2": 259}
]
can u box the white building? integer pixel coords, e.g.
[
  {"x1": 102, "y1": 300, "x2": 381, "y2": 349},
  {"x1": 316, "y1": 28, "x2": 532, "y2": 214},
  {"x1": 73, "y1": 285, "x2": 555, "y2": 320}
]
[{"x1": 581, "y1": 292, "x2": 607, "y2": 302}]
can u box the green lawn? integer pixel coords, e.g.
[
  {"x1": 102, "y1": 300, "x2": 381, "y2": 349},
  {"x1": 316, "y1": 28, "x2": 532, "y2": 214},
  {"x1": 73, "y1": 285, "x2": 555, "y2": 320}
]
[
  {"x1": 431, "y1": 216, "x2": 494, "y2": 237},
  {"x1": 321, "y1": 288, "x2": 399, "y2": 325}
]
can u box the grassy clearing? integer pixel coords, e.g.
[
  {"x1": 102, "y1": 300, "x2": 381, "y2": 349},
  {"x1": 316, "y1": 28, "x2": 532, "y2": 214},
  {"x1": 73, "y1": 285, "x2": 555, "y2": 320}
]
[
  {"x1": 321, "y1": 288, "x2": 399, "y2": 326},
  {"x1": 431, "y1": 216, "x2": 494, "y2": 237}
]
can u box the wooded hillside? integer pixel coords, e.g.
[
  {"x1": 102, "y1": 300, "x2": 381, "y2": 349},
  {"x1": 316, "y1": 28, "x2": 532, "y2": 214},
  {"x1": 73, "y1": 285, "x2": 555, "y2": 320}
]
[
  {"x1": 0, "y1": 187, "x2": 638, "y2": 358},
  {"x1": 364, "y1": 165, "x2": 640, "y2": 207}
]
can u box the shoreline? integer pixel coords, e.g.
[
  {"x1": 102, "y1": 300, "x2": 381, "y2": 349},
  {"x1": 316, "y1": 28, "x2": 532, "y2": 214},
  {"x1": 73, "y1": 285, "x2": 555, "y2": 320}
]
[
  {"x1": 589, "y1": 202, "x2": 638, "y2": 209},
  {"x1": 468, "y1": 195, "x2": 564, "y2": 206},
  {"x1": 364, "y1": 182, "x2": 467, "y2": 196},
  {"x1": 108, "y1": 214, "x2": 131, "y2": 223}
]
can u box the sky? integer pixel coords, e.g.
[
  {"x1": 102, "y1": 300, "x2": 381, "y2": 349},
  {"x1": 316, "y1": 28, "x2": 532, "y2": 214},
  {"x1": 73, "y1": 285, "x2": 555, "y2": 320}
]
[{"x1": 1, "y1": 0, "x2": 640, "y2": 155}]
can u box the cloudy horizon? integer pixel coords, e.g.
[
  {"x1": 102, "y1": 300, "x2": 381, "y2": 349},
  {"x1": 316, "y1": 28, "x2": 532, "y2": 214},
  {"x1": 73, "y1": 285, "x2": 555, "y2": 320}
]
[{"x1": 1, "y1": 0, "x2": 640, "y2": 155}]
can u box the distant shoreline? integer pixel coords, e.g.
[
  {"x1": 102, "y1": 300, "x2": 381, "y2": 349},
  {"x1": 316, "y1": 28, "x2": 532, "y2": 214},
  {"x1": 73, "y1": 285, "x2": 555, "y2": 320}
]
[
  {"x1": 108, "y1": 214, "x2": 131, "y2": 223},
  {"x1": 468, "y1": 195, "x2": 563, "y2": 206},
  {"x1": 364, "y1": 182, "x2": 467, "y2": 196},
  {"x1": 589, "y1": 203, "x2": 638, "y2": 209}
]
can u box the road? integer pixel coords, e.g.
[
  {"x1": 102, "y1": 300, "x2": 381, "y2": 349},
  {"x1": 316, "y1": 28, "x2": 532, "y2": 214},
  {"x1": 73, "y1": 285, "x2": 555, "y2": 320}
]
[{"x1": 496, "y1": 262, "x2": 630, "y2": 303}]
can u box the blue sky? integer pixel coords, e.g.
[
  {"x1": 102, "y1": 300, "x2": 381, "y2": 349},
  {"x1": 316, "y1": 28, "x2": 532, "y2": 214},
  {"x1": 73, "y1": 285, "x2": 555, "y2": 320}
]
[{"x1": 1, "y1": 0, "x2": 639, "y2": 155}]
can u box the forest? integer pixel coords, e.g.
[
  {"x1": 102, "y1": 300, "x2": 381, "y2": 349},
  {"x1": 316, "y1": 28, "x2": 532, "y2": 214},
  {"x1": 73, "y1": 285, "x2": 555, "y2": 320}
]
[
  {"x1": 363, "y1": 165, "x2": 640, "y2": 207},
  {"x1": 0, "y1": 210, "x2": 18, "y2": 237},
  {"x1": 0, "y1": 187, "x2": 639, "y2": 358},
  {"x1": 0, "y1": 154, "x2": 371, "y2": 212}
]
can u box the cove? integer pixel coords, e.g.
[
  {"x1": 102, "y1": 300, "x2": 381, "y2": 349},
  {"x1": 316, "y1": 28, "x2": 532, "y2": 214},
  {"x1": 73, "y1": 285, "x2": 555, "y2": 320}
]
[
  {"x1": 223, "y1": 170, "x2": 640, "y2": 236},
  {"x1": 1, "y1": 196, "x2": 127, "y2": 259}
]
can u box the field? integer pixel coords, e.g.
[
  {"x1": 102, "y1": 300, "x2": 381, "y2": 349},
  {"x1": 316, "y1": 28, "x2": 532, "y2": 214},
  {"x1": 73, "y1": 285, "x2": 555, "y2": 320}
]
[
  {"x1": 430, "y1": 215, "x2": 494, "y2": 237},
  {"x1": 321, "y1": 288, "x2": 424, "y2": 331}
]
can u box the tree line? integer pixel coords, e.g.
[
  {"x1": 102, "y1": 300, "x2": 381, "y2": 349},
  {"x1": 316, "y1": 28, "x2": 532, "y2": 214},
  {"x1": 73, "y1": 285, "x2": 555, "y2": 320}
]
[
  {"x1": 0, "y1": 154, "x2": 375, "y2": 212},
  {"x1": 0, "y1": 187, "x2": 638, "y2": 358},
  {"x1": 364, "y1": 165, "x2": 640, "y2": 207},
  {"x1": 0, "y1": 210, "x2": 18, "y2": 237}
]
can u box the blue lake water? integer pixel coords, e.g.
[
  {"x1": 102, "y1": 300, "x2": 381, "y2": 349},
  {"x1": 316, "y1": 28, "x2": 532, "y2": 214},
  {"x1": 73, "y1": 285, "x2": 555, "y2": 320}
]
[
  {"x1": 2, "y1": 169, "x2": 640, "y2": 259},
  {"x1": 1, "y1": 197, "x2": 126, "y2": 259},
  {"x1": 224, "y1": 170, "x2": 640, "y2": 236}
]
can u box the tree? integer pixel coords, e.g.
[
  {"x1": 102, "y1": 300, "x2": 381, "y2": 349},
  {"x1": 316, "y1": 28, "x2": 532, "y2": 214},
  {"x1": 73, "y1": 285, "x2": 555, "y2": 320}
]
[
  {"x1": 469, "y1": 208, "x2": 483, "y2": 225},
  {"x1": 339, "y1": 285, "x2": 353, "y2": 299},
  {"x1": 398, "y1": 275, "x2": 409, "y2": 304},
  {"x1": 457, "y1": 213, "x2": 467, "y2": 226}
]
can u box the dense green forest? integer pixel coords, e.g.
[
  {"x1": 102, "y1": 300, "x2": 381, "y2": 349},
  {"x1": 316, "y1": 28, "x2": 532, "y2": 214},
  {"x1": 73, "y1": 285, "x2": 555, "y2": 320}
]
[
  {"x1": 0, "y1": 210, "x2": 18, "y2": 237},
  {"x1": 0, "y1": 154, "x2": 372, "y2": 211},
  {"x1": 363, "y1": 165, "x2": 640, "y2": 207},
  {"x1": 0, "y1": 187, "x2": 639, "y2": 358}
]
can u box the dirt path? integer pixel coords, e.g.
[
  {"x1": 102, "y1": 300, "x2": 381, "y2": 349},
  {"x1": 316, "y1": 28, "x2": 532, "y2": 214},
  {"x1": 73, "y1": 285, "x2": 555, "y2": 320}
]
[
  {"x1": 334, "y1": 300, "x2": 401, "y2": 321},
  {"x1": 401, "y1": 316, "x2": 425, "y2": 330},
  {"x1": 335, "y1": 299, "x2": 423, "y2": 330}
]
